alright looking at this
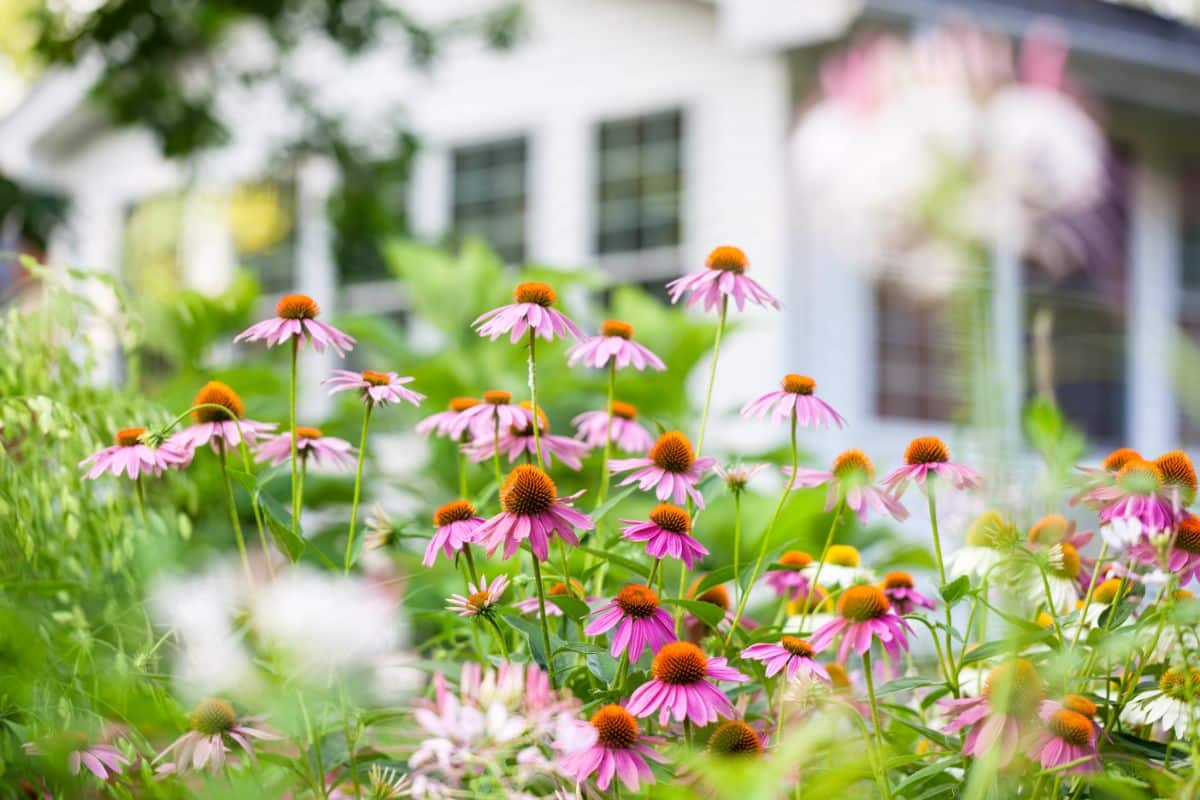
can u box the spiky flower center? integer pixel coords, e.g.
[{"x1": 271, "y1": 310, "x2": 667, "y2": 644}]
[
  {"x1": 781, "y1": 374, "x2": 816, "y2": 395},
  {"x1": 905, "y1": 436, "x2": 950, "y2": 465},
  {"x1": 652, "y1": 642, "x2": 708, "y2": 685},
  {"x1": 275, "y1": 293, "x2": 319, "y2": 320},
  {"x1": 1176, "y1": 515, "x2": 1200, "y2": 553},
  {"x1": 1029, "y1": 514, "x2": 1070, "y2": 546},
  {"x1": 1156, "y1": 450, "x2": 1198, "y2": 496},
  {"x1": 449, "y1": 397, "x2": 480, "y2": 412},
  {"x1": 466, "y1": 590, "x2": 493, "y2": 612},
  {"x1": 1092, "y1": 578, "x2": 1126, "y2": 605},
  {"x1": 650, "y1": 431, "x2": 695, "y2": 473},
  {"x1": 1116, "y1": 459, "x2": 1163, "y2": 494},
  {"x1": 295, "y1": 426, "x2": 323, "y2": 440},
  {"x1": 825, "y1": 662, "x2": 851, "y2": 690},
  {"x1": 361, "y1": 371, "x2": 391, "y2": 387},
  {"x1": 649, "y1": 503, "x2": 691, "y2": 534},
  {"x1": 779, "y1": 550, "x2": 813, "y2": 569},
  {"x1": 434, "y1": 499, "x2": 476, "y2": 527},
  {"x1": 499, "y1": 465, "x2": 557, "y2": 516},
  {"x1": 882, "y1": 571, "x2": 915, "y2": 590},
  {"x1": 610, "y1": 401, "x2": 638, "y2": 420},
  {"x1": 514, "y1": 282, "x2": 557, "y2": 306},
  {"x1": 1062, "y1": 694, "x2": 1097, "y2": 719},
  {"x1": 193, "y1": 381, "x2": 244, "y2": 423},
  {"x1": 1103, "y1": 448, "x2": 1142, "y2": 472},
  {"x1": 591, "y1": 705, "x2": 639, "y2": 749},
  {"x1": 615, "y1": 584, "x2": 660, "y2": 619},
  {"x1": 984, "y1": 659, "x2": 1045, "y2": 717},
  {"x1": 833, "y1": 448, "x2": 874, "y2": 482},
  {"x1": 705, "y1": 245, "x2": 748, "y2": 274},
  {"x1": 1048, "y1": 709, "x2": 1092, "y2": 746},
  {"x1": 826, "y1": 544, "x2": 861, "y2": 567},
  {"x1": 191, "y1": 699, "x2": 237, "y2": 735},
  {"x1": 966, "y1": 511, "x2": 1007, "y2": 548},
  {"x1": 601, "y1": 319, "x2": 634, "y2": 339},
  {"x1": 707, "y1": 720, "x2": 762, "y2": 755},
  {"x1": 838, "y1": 585, "x2": 890, "y2": 621},
  {"x1": 115, "y1": 427, "x2": 147, "y2": 447},
  {"x1": 1160, "y1": 667, "x2": 1200, "y2": 699},
  {"x1": 1051, "y1": 543, "x2": 1082, "y2": 579},
  {"x1": 483, "y1": 390, "x2": 512, "y2": 406},
  {"x1": 781, "y1": 636, "x2": 814, "y2": 657}
]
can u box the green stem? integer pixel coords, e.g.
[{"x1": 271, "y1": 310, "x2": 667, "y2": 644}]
[
  {"x1": 344, "y1": 403, "x2": 373, "y2": 574},
  {"x1": 134, "y1": 475, "x2": 148, "y2": 528},
  {"x1": 799, "y1": 499, "x2": 844, "y2": 633},
  {"x1": 298, "y1": 690, "x2": 328, "y2": 800},
  {"x1": 458, "y1": 447, "x2": 469, "y2": 498},
  {"x1": 527, "y1": 330, "x2": 545, "y2": 471},
  {"x1": 492, "y1": 416, "x2": 503, "y2": 489},
  {"x1": 612, "y1": 651, "x2": 629, "y2": 690},
  {"x1": 289, "y1": 337, "x2": 300, "y2": 542},
  {"x1": 485, "y1": 614, "x2": 511, "y2": 660},
  {"x1": 217, "y1": 443, "x2": 253, "y2": 585},
  {"x1": 462, "y1": 543, "x2": 479, "y2": 585},
  {"x1": 862, "y1": 650, "x2": 893, "y2": 800},
  {"x1": 1037, "y1": 564, "x2": 1067, "y2": 650},
  {"x1": 926, "y1": 491, "x2": 959, "y2": 695},
  {"x1": 731, "y1": 491, "x2": 743, "y2": 613},
  {"x1": 597, "y1": 361, "x2": 616, "y2": 506},
  {"x1": 1069, "y1": 543, "x2": 1109, "y2": 654},
  {"x1": 695, "y1": 296, "x2": 728, "y2": 456},
  {"x1": 532, "y1": 554, "x2": 556, "y2": 687},
  {"x1": 647, "y1": 557, "x2": 663, "y2": 588}
]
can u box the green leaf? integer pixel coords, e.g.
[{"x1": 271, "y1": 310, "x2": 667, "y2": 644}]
[
  {"x1": 590, "y1": 484, "x2": 637, "y2": 522},
  {"x1": 663, "y1": 598, "x2": 725, "y2": 629},
  {"x1": 548, "y1": 595, "x2": 590, "y2": 620},
  {"x1": 257, "y1": 491, "x2": 306, "y2": 561},
  {"x1": 875, "y1": 677, "x2": 940, "y2": 697},
  {"x1": 586, "y1": 653, "x2": 617, "y2": 684},
  {"x1": 577, "y1": 546, "x2": 650, "y2": 579},
  {"x1": 958, "y1": 640, "x2": 1014, "y2": 666},
  {"x1": 692, "y1": 565, "x2": 736, "y2": 596},
  {"x1": 939, "y1": 575, "x2": 972, "y2": 605}
]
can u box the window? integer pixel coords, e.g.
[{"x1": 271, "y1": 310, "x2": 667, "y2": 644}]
[
  {"x1": 229, "y1": 181, "x2": 297, "y2": 295},
  {"x1": 873, "y1": 280, "x2": 958, "y2": 422},
  {"x1": 1179, "y1": 168, "x2": 1200, "y2": 443},
  {"x1": 451, "y1": 137, "x2": 528, "y2": 264}
]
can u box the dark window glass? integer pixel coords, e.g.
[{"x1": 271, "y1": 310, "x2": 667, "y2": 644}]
[
  {"x1": 452, "y1": 137, "x2": 528, "y2": 264},
  {"x1": 595, "y1": 110, "x2": 683, "y2": 256}
]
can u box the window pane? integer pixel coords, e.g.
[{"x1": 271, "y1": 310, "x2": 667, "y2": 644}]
[
  {"x1": 452, "y1": 137, "x2": 528, "y2": 264},
  {"x1": 594, "y1": 109, "x2": 683, "y2": 257},
  {"x1": 1180, "y1": 167, "x2": 1200, "y2": 443},
  {"x1": 874, "y1": 280, "x2": 957, "y2": 422}
]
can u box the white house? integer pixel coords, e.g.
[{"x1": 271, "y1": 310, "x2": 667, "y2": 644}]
[{"x1": 3, "y1": 0, "x2": 1200, "y2": 477}]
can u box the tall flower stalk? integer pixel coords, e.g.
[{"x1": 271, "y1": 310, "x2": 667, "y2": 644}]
[
  {"x1": 345, "y1": 404, "x2": 372, "y2": 574},
  {"x1": 289, "y1": 338, "x2": 300, "y2": 540}
]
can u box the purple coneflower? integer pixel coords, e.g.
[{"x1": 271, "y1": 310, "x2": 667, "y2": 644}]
[
  {"x1": 167, "y1": 382, "x2": 276, "y2": 454},
  {"x1": 424, "y1": 499, "x2": 485, "y2": 568},
  {"x1": 323, "y1": 369, "x2": 424, "y2": 407},
  {"x1": 559, "y1": 704, "x2": 667, "y2": 793},
  {"x1": 566, "y1": 319, "x2": 665, "y2": 371},
  {"x1": 714, "y1": 462, "x2": 769, "y2": 493},
  {"x1": 466, "y1": 402, "x2": 591, "y2": 470},
  {"x1": 1028, "y1": 695, "x2": 1101, "y2": 774},
  {"x1": 767, "y1": 550, "x2": 813, "y2": 600},
  {"x1": 448, "y1": 390, "x2": 533, "y2": 440},
  {"x1": 706, "y1": 720, "x2": 765, "y2": 757},
  {"x1": 475, "y1": 465, "x2": 594, "y2": 561},
  {"x1": 1131, "y1": 512, "x2": 1200, "y2": 582},
  {"x1": 882, "y1": 436, "x2": 983, "y2": 497},
  {"x1": 625, "y1": 641, "x2": 748, "y2": 726},
  {"x1": 572, "y1": 401, "x2": 654, "y2": 454},
  {"x1": 24, "y1": 736, "x2": 132, "y2": 780},
  {"x1": 620, "y1": 503, "x2": 709, "y2": 568},
  {"x1": 154, "y1": 699, "x2": 274, "y2": 774},
  {"x1": 810, "y1": 584, "x2": 912, "y2": 664},
  {"x1": 940, "y1": 659, "x2": 1046, "y2": 767},
  {"x1": 879, "y1": 572, "x2": 936, "y2": 614},
  {"x1": 741, "y1": 636, "x2": 829, "y2": 681},
  {"x1": 585, "y1": 584, "x2": 676, "y2": 660},
  {"x1": 787, "y1": 449, "x2": 908, "y2": 523},
  {"x1": 1090, "y1": 455, "x2": 1190, "y2": 551},
  {"x1": 666, "y1": 245, "x2": 781, "y2": 312},
  {"x1": 741, "y1": 374, "x2": 845, "y2": 428},
  {"x1": 255, "y1": 427, "x2": 355, "y2": 469},
  {"x1": 416, "y1": 397, "x2": 482, "y2": 439},
  {"x1": 473, "y1": 281, "x2": 582, "y2": 342},
  {"x1": 446, "y1": 573, "x2": 510, "y2": 618},
  {"x1": 80, "y1": 426, "x2": 190, "y2": 480},
  {"x1": 233, "y1": 293, "x2": 355, "y2": 356},
  {"x1": 609, "y1": 430, "x2": 715, "y2": 508}
]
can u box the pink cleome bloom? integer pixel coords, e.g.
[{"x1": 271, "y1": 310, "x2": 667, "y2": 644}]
[
  {"x1": 80, "y1": 426, "x2": 190, "y2": 480},
  {"x1": 879, "y1": 572, "x2": 936, "y2": 615},
  {"x1": 559, "y1": 705, "x2": 668, "y2": 793},
  {"x1": 474, "y1": 465, "x2": 595, "y2": 561},
  {"x1": 1027, "y1": 696, "x2": 1102, "y2": 774},
  {"x1": 154, "y1": 699, "x2": 275, "y2": 775},
  {"x1": 571, "y1": 401, "x2": 655, "y2": 454},
  {"x1": 446, "y1": 574, "x2": 510, "y2": 618},
  {"x1": 620, "y1": 503, "x2": 709, "y2": 569},
  {"x1": 741, "y1": 636, "x2": 830, "y2": 682},
  {"x1": 448, "y1": 390, "x2": 534, "y2": 440},
  {"x1": 465, "y1": 402, "x2": 591, "y2": 471},
  {"x1": 233, "y1": 294, "x2": 355, "y2": 356},
  {"x1": 254, "y1": 427, "x2": 355, "y2": 469},
  {"x1": 565, "y1": 319, "x2": 665, "y2": 371},
  {"x1": 167, "y1": 381, "x2": 276, "y2": 455},
  {"x1": 882, "y1": 436, "x2": 983, "y2": 497},
  {"x1": 424, "y1": 499, "x2": 485, "y2": 568},
  {"x1": 666, "y1": 245, "x2": 781, "y2": 313},
  {"x1": 741, "y1": 374, "x2": 846, "y2": 428},
  {"x1": 416, "y1": 397, "x2": 484, "y2": 439},
  {"x1": 609, "y1": 431, "x2": 715, "y2": 509},
  {"x1": 625, "y1": 641, "x2": 749, "y2": 727},
  {"x1": 585, "y1": 584, "x2": 677, "y2": 661},
  {"x1": 786, "y1": 448, "x2": 908, "y2": 524},
  {"x1": 473, "y1": 281, "x2": 582, "y2": 343},
  {"x1": 810, "y1": 584, "x2": 912, "y2": 664},
  {"x1": 324, "y1": 369, "x2": 424, "y2": 408},
  {"x1": 940, "y1": 659, "x2": 1046, "y2": 768}
]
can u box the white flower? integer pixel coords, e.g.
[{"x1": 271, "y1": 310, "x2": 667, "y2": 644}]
[
  {"x1": 946, "y1": 545, "x2": 1004, "y2": 583},
  {"x1": 1101, "y1": 517, "x2": 1144, "y2": 552},
  {"x1": 1121, "y1": 686, "x2": 1196, "y2": 739}
]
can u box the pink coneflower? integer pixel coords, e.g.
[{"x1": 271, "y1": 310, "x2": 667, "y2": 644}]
[
  {"x1": 767, "y1": 550, "x2": 813, "y2": 600},
  {"x1": 255, "y1": 427, "x2": 355, "y2": 469},
  {"x1": 448, "y1": 390, "x2": 534, "y2": 440},
  {"x1": 741, "y1": 374, "x2": 846, "y2": 428},
  {"x1": 416, "y1": 397, "x2": 483, "y2": 439},
  {"x1": 1071, "y1": 447, "x2": 1143, "y2": 507},
  {"x1": 514, "y1": 579, "x2": 592, "y2": 617},
  {"x1": 706, "y1": 720, "x2": 765, "y2": 757},
  {"x1": 24, "y1": 736, "x2": 131, "y2": 780},
  {"x1": 424, "y1": 499, "x2": 485, "y2": 568},
  {"x1": 666, "y1": 245, "x2": 781, "y2": 312},
  {"x1": 473, "y1": 281, "x2": 582, "y2": 342},
  {"x1": 787, "y1": 449, "x2": 908, "y2": 523},
  {"x1": 620, "y1": 503, "x2": 709, "y2": 568},
  {"x1": 233, "y1": 294, "x2": 355, "y2": 356},
  {"x1": 1132, "y1": 513, "x2": 1200, "y2": 581},
  {"x1": 714, "y1": 462, "x2": 769, "y2": 493},
  {"x1": 566, "y1": 319, "x2": 665, "y2": 371},
  {"x1": 625, "y1": 641, "x2": 749, "y2": 726},
  {"x1": 882, "y1": 436, "x2": 983, "y2": 497},
  {"x1": 80, "y1": 426, "x2": 190, "y2": 480},
  {"x1": 475, "y1": 465, "x2": 595, "y2": 561},
  {"x1": 1089, "y1": 457, "x2": 1182, "y2": 551},
  {"x1": 571, "y1": 401, "x2": 654, "y2": 454},
  {"x1": 167, "y1": 382, "x2": 276, "y2": 454},
  {"x1": 1028, "y1": 695, "x2": 1101, "y2": 774},
  {"x1": 560, "y1": 705, "x2": 668, "y2": 793},
  {"x1": 879, "y1": 572, "x2": 935, "y2": 615},
  {"x1": 940, "y1": 659, "x2": 1046, "y2": 767},
  {"x1": 741, "y1": 636, "x2": 830, "y2": 681},
  {"x1": 609, "y1": 431, "x2": 715, "y2": 508},
  {"x1": 585, "y1": 584, "x2": 676, "y2": 660},
  {"x1": 323, "y1": 369, "x2": 424, "y2": 407},
  {"x1": 810, "y1": 584, "x2": 912, "y2": 664},
  {"x1": 467, "y1": 402, "x2": 591, "y2": 470},
  {"x1": 154, "y1": 699, "x2": 274, "y2": 775},
  {"x1": 446, "y1": 573, "x2": 510, "y2": 618}
]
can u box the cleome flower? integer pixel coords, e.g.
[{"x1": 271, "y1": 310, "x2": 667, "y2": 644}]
[
  {"x1": 666, "y1": 245, "x2": 781, "y2": 312},
  {"x1": 565, "y1": 319, "x2": 666, "y2": 371},
  {"x1": 585, "y1": 584, "x2": 677, "y2": 661},
  {"x1": 559, "y1": 704, "x2": 668, "y2": 793},
  {"x1": 572, "y1": 401, "x2": 655, "y2": 454},
  {"x1": 233, "y1": 293, "x2": 355, "y2": 356},
  {"x1": 80, "y1": 425, "x2": 191, "y2": 480},
  {"x1": 473, "y1": 281, "x2": 582, "y2": 342},
  {"x1": 154, "y1": 698, "x2": 275, "y2": 775},
  {"x1": 167, "y1": 381, "x2": 276, "y2": 455},
  {"x1": 609, "y1": 430, "x2": 716, "y2": 508},
  {"x1": 474, "y1": 465, "x2": 595, "y2": 561},
  {"x1": 625, "y1": 641, "x2": 749, "y2": 726}
]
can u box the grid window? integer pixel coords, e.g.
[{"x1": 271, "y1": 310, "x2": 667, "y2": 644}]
[
  {"x1": 595, "y1": 110, "x2": 683, "y2": 256},
  {"x1": 1179, "y1": 168, "x2": 1200, "y2": 443},
  {"x1": 874, "y1": 281, "x2": 958, "y2": 422},
  {"x1": 451, "y1": 137, "x2": 528, "y2": 264}
]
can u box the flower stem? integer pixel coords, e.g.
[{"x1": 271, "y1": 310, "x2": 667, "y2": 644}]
[
  {"x1": 862, "y1": 650, "x2": 893, "y2": 800},
  {"x1": 597, "y1": 360, "x2": 616, "y2": 506},
  {"x1": 289, "y1": 337, "x2": 300, "y2": 542},
  {"x1": 485, "y1": 614, "x2": 511, "y2": 660},
  {"x1": 732, "y1": 491, "x2": 743, "y2": 612},
  {"x1": 234, "y1": 430, "x2": 275, "y2": 578},
  {"x1": 527, "y1": 329, "x2": 546, "y2": 471},
  {"x1": 532, "y1": 554, "x2": 556, "y2": 687},
  {"x1": 218, "y1": 443, "x2": 253, "y2": 586},
  {"x1": 612, "y1": 651, "x2": 629, "y2": 690},
  {"x1": 492, "y1": 416, "x2": 503, "y2": 489},
  {"x1": 1069, "y1": 543, "x2": 1109, "y2": 653},
  {"x1": 926, "y1": 491, "x2": 959, "y2": 695},
  {"x1": 725, "y1": 410, "x2": 798, "y2": 647},
  {"x1": 344, "y1": 403, "x2": 373, "y2": 574},
  {"x1": 462, "y1": 543, "x2": 479, "y2": 585},
  {"x1": 134, "y1": 475, "x2": 148, "y2": 528},
  {"x1": 798, "y1": 499, "x2": 845, "y2": 633},
  {"x1": 458, "y1": 447, "x2": 469, "y2": 498},
  {"x1": 695, "y1": 296, "x2": 728, "y2": 457}
]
